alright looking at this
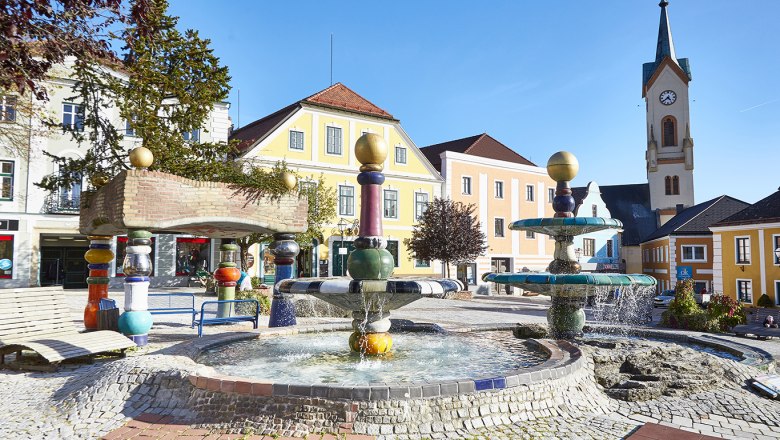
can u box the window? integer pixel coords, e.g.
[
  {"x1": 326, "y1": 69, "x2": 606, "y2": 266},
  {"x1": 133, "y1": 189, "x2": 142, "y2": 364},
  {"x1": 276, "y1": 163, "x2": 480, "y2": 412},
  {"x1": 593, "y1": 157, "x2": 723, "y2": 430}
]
[
  {"x1": 0, "y1": 235, "x2": 12, "y2": 278},
  {"x1": 116, "y1": 236, "x2": 156, "y2": 276},
  {"x1": 462, "y1": 176, "x2": 472, "y2": 195},
  {"x1": 125, "y1": 120, "x2": 136, "y2": 137},
  {"x1": 386, "y1": 240, "x2": 399, "y2": 267},
  {"x1": 548, "y1": 188, "x2": 555, "y2": 204},
  {"x1": 0, "y1": 96, "x2": 16, "y2": 122},
  {"x1": 338, "y1": 185, "x2": 354, "y2": 216},
  {"x1": 681, "y1": 245, "x2": 706, "y2": 262},
  {"x1": 776, "y1": 281, "x2": 780, "y2": 306},
  {"x1": 383, "y1": 189, "x2": 398, "y2": 218},
  {"x1": 299, "y1": 181, "x2": 318, "y2": 214},
  {"x1": 0, "y1": 161, "x2": 12, "y2": 200},
  {"x1": 775, "y1": 235, "x2": 780, "y2": 265},
  {"x1": 606, "y1": 239, "x2": 614, "y2": 258},
  {"x1": 289, "y1": 130, "x2": 304, "y2": 150},
  {"x1": 526, "y1": 231, "x2": 535, "y2": 239},
  {"x1": 182, "y1": 129, "x2": 200, "y2": 142},
  {"x1": 494, "y1": 181, "x2": 504, "y2": 199},
  {"x1": 175, "y1": 237, "x2": 210, "y2": 276},
  {"x1": 591, "y1": 204, "x2": 598, "y2": 217},
  {"x1": 494, "y1": 218, "x2": 505, "y2": 237},
  {"x1": 662, "y1": 116, "x2": 676, "y2": 146},
  {"x1": 665, "y1": 176, "x2": 672, "y2": 195},
  {"x1": 737, "y1": 280, "x2": 753, "y2": 303},
  {"x1": 57, "y1": 171, "x2": 81, "y2": 211},
  {"x1": 415, "y1": 259, "x2": 430, "y2": 268},
  {"x1": 583, "y1": 238, "x2": 595, "y2": 257},
  {"x1": 526, "y1": 185, "x2": 534, "y2": 201},
  {"x1": 736, "y1": 237, "x2": 751, "y2": 264},
  {"x1": 395, "y1": 146, "x2": 407, "y2": 164},
  {"x1": 326, "y1": 126, "x2": 342, "y2": 155},
  {"x1": 672, "y1": 176, "x2": 680, "y2": 195},
  {"x1": 62, "y1": 103, "x2": 84, "y2": 131},
  {"x1": 414, "y1": 192, "x2": 428, "y2": 220}
]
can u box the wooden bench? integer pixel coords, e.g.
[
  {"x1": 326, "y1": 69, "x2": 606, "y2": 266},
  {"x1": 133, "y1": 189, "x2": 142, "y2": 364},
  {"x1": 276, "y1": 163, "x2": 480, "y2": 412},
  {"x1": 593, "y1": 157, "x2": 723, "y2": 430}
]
[
  {"x1": 148, "y1": 292, "x2": 197, "y2": 327},
  {"x1": 193, "y1": 299, "x2": 259, "y2": 337},
  {"x1": 733, "y1": 308, "x2": 780, "y2": 339},
  {"x1": 0, "y1": 288, "x2": 136, "y2": 369}
]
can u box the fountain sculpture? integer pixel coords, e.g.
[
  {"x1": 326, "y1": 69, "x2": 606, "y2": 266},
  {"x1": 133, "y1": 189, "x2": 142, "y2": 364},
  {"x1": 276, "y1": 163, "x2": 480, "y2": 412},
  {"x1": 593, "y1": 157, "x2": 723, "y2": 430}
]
[
  {"x1": 483, "y1": 151, "x2": 656, "y2": 338},
  {"x1": 277, "y1": 133, "x2": 461, "y2": 355}
]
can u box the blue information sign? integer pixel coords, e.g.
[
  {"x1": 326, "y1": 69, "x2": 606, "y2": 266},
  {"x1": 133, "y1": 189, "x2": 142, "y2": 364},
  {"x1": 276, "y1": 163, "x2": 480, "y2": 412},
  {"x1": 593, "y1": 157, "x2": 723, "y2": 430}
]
[
  {"x1": 0, "y1": 259, "x2": 12, "y2": 270},
  {"x1": 676, "y1": 265, "x2": 692, "y2": 280}
]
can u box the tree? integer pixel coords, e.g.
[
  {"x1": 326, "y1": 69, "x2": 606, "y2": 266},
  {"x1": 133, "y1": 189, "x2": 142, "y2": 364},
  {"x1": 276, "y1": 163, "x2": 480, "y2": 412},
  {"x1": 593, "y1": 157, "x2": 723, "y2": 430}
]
[
  {"x1": 236, "y1": 173, "x2": 337, "y2": 272},
  {"x1": 37, "y1": 0, "x2": 238, "y2": 192},
  {"x1": 404, "y1": 197, "x2": 487, "y2": 278}
]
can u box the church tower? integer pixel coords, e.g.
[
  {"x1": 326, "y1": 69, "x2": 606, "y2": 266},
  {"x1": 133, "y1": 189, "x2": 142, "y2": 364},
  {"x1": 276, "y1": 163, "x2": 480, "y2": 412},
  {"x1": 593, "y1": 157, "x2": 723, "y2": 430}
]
[{"x1": 643, "y1": 0, "x2": 694, "y2": 226}]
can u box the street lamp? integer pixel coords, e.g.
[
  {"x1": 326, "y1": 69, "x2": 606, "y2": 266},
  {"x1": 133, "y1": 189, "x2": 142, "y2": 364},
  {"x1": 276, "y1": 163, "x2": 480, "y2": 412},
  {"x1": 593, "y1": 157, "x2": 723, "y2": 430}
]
[{"x1": 337, "y1": 218, "x2": 349, "y2": 276}]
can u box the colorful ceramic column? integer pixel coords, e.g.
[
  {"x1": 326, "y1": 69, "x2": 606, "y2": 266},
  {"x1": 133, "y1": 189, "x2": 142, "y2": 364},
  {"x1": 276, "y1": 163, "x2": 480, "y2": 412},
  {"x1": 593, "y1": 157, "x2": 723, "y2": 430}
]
[
  {"x1": 84, "y1": 235, "x2": 114, "y2": 330},
  {"x1": 268, "y1": 232, "x2": 300, "y2": 327},
  {"x1": 214, "y1": 240, "x2": 241, "y2": 318},
  {"x1": 546, "y1": 151, "x2": 582, "y2": 276},
  {"x1": 117, "y1": 229, "x2": 154, "y2": 346},
  {"x1": 347, "y1": 133, "x2": 396, "y2": 355}
]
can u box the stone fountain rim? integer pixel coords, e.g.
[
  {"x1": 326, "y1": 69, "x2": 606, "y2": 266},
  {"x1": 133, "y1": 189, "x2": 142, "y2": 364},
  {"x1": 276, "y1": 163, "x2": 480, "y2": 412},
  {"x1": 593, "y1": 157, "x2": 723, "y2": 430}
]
[{"x1": 182, "y1": 323, "x2": 584, "y2": 402}]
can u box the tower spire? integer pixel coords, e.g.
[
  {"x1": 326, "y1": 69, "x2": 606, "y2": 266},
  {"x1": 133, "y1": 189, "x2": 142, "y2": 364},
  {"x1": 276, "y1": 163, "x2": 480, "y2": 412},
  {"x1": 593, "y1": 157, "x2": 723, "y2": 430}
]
[{"x1": 655, "y1": 0, "x2": 677, "y2": 64}]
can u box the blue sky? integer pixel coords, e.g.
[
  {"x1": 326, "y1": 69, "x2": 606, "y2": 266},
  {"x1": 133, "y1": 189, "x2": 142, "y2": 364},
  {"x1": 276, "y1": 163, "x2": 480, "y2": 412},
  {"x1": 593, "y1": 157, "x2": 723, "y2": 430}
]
[{"x1": 169, "y1": 0, "x2": 779, "y2": 204}]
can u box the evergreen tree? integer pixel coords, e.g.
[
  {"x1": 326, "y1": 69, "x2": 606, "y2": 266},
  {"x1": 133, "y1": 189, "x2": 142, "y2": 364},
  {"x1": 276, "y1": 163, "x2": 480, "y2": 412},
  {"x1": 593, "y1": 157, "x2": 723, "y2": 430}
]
[{"x1": 404, "y1": 197, "x2": 487, "y2": 278}]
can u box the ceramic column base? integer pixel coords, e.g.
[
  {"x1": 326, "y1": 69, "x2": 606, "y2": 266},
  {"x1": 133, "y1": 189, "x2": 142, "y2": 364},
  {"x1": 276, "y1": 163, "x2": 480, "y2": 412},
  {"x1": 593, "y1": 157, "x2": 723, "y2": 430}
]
[
  {"x1": 118, "y1": 310, "x2": 153, "y2": 346},
  {"x1": 268, "y1": 293, "x2": 297, "y2": 327},
  {"x1": 217, "y1": 284, "x2": 236, "y2": 318},
  {"x1": 547, "y1": 296, "x2": 586, "y2": 339}
]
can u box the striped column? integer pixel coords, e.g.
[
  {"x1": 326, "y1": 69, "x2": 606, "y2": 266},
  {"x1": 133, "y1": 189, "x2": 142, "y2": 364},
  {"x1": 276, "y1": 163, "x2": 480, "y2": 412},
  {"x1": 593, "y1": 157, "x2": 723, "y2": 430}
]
[
  {"x1": 215, "y1": 240, "x2": 241, "y2": 318},
  {"x1": 84, "y1": 235, "x2": 114, "y2": 330},
  {"x1": 268, "y1": 232, "x2": 299, "y2": 327},
  {"x1": 118, "y1": 230, "x2": 153, "y2": 346}
]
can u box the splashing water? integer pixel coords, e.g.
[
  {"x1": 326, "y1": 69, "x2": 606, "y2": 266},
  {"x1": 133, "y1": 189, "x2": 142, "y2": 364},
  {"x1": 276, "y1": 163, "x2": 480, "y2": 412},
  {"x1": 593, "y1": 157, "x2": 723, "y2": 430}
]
[{"x1": 588, "y1": 284, "x2": 656, "y2": 333}]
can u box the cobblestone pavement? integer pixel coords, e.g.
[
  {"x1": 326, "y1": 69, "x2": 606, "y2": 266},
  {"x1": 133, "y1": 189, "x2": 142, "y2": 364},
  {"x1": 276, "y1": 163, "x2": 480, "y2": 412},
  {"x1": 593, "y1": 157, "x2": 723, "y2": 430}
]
[{"x1": 1, "y1": 289, "x2": 779, "y2": 439}]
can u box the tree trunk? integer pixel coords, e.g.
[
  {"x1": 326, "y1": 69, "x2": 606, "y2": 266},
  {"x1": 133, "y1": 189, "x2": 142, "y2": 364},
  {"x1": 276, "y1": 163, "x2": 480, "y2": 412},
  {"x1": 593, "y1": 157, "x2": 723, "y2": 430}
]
[{"x1": 445, "y1": 260, "x2": 450, "y2": 278}]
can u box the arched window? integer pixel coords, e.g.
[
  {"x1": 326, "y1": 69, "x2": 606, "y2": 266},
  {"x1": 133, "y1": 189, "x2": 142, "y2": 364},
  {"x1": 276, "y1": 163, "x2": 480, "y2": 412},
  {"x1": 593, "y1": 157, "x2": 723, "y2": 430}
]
[
  {"x1": 672, "y1": 176, "x2": 680, "y2": 195},
  {"x1": 662, "y1": 116, "x2": 676, "y2": 147},
  {"x1": 665, "y1": 176, "x2": 672, "y2": 195}
]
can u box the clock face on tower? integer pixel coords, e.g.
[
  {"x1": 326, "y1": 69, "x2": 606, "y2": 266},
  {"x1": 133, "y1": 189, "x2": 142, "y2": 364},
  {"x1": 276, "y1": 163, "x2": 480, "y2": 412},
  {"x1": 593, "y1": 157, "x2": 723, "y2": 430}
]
[{"x1": 659, "y1": 90, "x2": 677, "y2": 105}]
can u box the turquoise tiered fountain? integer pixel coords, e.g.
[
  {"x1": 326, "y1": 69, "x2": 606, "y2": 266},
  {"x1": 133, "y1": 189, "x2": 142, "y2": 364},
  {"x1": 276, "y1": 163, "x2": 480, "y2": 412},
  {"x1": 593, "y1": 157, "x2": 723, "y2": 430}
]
[{"x1": 483, "y1": 151, "x2": 656, "y2": 338}]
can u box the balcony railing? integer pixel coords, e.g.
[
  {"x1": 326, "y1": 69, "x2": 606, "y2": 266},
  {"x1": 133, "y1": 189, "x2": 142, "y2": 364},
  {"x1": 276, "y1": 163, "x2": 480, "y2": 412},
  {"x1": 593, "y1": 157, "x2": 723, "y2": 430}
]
[{"x1": 44, "y1": 193, "x2": 81, "y2": 214}]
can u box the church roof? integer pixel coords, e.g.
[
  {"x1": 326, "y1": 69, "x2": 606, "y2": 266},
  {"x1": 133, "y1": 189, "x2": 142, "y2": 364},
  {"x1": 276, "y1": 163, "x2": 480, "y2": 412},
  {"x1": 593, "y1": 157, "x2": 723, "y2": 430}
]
[
  {"x1": 230, "y1": 83, "x2": 395, "y2": 153},
  {"x1": 642, "y1": 1, "x2": 692, "y2": 89},
  {"x1": 641, "y1": 195, "x2": 750, "y2": 242},
  {"x1": 573, "y1": 183, "x2": 656, "y2": 246},
  {"x1": 419, "y1": 133, "x2": 536, "y2": 171},
  {"x1": 712, "y1": 189, "x2": 780, "y2": 227}
]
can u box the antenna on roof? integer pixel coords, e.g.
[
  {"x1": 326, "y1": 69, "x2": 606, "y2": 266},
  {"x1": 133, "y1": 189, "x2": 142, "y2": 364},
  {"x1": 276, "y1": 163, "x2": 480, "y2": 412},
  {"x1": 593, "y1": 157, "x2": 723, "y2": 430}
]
[
  {"x1": 237, "y1": 88, "x2": 240, "y2": 128},
  {"x1": 330, "y1": 33, "x2": 334, "y2": 86}
]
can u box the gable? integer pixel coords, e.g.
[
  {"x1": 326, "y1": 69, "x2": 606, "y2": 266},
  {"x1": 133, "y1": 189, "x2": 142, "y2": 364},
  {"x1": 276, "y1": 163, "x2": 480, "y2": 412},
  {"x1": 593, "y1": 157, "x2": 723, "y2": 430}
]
[{"x1": 643, "y1": 56, "x2": 691, "y2": 97}]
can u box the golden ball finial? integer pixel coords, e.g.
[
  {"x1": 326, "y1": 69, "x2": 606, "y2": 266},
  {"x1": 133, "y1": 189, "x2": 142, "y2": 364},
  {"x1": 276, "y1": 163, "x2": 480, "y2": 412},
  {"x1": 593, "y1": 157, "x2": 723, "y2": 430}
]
[
  {"x1": 546, "y1": 151, "x2": 579, "y2": 182},
  {"x1": 129, "y1": 147, "x2": 154, "y2": 169},
  {"x1": 281, "y1": 171, "x2": 297, "y2": 191},
  {"x1": 355, "y1": 133, "x2": 387, "y2": 172},
  {"x1": 90, "y1": 174, "x2": 110, "y2": 188}
]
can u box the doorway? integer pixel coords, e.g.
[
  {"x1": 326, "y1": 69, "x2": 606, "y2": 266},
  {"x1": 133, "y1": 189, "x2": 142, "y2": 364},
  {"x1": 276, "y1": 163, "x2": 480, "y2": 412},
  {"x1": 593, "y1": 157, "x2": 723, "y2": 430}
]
[
  {"x1": 40, "y1": 245, "x2": 89, "y2": 289},
  {"x1": 491, "y1": 257, "x2": 512, "y2": 294}
]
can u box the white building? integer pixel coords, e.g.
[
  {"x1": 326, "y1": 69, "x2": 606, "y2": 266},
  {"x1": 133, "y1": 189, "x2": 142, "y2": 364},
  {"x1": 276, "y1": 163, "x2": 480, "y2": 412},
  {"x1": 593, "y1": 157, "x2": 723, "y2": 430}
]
[{"x1": 0, "y1": 59, "x2": 231, "y2": 288}]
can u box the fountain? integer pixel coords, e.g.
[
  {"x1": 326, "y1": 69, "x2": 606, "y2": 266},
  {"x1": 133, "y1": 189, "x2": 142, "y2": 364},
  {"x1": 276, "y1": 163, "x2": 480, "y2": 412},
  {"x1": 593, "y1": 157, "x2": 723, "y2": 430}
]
[
  {"x1": 277, "y1": 133, "x2": 462, "y2": 355},
  {"x1": 483, "y1": 151, "x2": 657, "y2": 338}
]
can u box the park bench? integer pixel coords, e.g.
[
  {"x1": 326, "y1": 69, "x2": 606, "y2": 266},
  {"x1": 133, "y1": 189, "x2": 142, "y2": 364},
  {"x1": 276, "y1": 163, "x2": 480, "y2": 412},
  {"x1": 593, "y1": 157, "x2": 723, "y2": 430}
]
[
  {"x1": 733, "y1": 308, "x2": 780, "y2": 339},
  {"x1": 0, "y1": 288, "x2": 135, "y2": 369},
  {"x1": 193, "y1": 299, "x2": 259, "y2": 337},
  {"x1": 148, "y1": 292, "x2": 197, "y2": 327}
]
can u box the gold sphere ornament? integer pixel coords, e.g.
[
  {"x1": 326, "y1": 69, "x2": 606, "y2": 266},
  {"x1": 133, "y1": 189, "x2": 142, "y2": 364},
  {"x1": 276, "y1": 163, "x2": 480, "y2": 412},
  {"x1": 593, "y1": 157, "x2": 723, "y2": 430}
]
[
  {"x1": 546, "y1": 151, "x2": 579, "y2": 182},
  {"x1": 129, "y1": 147, "x2": 154, "y2": 169},
  {"x1": 354, "y1": 133, "x2": 388, "y2": 168},
  {"x1": 281, "y1": 171, "x2": 297, "y2": 191},
  {"x1": 90, "y1": 174, "x2": 110, "y2": 188}
]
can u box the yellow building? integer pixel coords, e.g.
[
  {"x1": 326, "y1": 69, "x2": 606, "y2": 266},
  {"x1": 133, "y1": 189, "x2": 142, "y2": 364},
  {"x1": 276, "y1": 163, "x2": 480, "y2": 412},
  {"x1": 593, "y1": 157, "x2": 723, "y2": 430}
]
[
  {"x1": 710, "y1": 190, "x2": 780, "y2": 306},
  {"x1": 640, "y1": 196, "x2": 748, "y2": 294},
  {"x1": 230, "y1": 83, "x2": 443, "y2": 278},
  {"x1": 421, "y1": 134, "x2": 556, "y2": 294}
]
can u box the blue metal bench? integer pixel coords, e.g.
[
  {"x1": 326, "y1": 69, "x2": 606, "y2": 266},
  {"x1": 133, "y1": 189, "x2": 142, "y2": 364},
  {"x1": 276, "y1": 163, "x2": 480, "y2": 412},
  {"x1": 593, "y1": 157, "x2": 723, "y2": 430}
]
[
  {"x1": 148, "y1": 293, "x2": 197, "y2": 328},
  {"x1": 194, "y1": 299, "x2": 260, "y2": 337}
]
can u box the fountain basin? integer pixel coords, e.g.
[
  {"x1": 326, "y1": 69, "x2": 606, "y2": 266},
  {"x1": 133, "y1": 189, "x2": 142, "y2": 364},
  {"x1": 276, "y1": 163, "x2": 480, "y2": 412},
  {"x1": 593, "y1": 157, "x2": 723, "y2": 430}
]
[
  {"x1": 483, "y1": 273, "x2": 657, "y2": 297},
  {"x1": 510, "y1": 217, "x2": 623, "y2": 236}
]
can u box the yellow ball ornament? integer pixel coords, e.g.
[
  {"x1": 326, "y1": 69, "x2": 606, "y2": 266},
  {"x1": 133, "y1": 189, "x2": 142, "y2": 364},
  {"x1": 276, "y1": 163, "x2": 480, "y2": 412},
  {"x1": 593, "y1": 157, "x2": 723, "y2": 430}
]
[
  {"x1": 349, "y1": 331, "x2": 393, "y2": 355},
  {"x1": 354, "y1": 133, "x2": 388, "y2": 167},
  {"x1": 546, "y1": 151, "x2": 579, "y2": 182},
  {"x1": 129, "y1": 147, "x2": 154, "y2": 169},
  {"x1": 281, "y1": 171, "x2": 297, "y2": 191}
]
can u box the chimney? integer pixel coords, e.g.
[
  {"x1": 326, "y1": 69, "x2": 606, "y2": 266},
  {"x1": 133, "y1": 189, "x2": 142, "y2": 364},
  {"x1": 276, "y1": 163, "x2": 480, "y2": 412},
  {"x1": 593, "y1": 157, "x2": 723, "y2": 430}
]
[{"x1": 676, "y1": 204, "x2": 685, "y2": 214}]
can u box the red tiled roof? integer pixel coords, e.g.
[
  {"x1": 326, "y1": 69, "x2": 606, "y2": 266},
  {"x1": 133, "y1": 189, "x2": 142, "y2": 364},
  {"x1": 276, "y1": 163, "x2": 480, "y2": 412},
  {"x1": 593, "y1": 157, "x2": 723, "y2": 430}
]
[
  {"x1": 230, "y1": 83, "x2": 394, "y2": 153},
  {"x1": 419, "y1": 133, "x2": 536, "y2": 171},
  {"x1": 302, "y1": 83, "x2": 394, "y2": 120}
]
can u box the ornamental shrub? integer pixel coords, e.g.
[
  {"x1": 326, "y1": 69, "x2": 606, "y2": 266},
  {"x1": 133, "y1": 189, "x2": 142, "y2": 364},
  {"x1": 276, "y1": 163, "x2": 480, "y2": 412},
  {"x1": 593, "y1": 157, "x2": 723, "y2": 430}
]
[
  {"x1": 661, "y1": 279, "x2": 707, "y2": 331},
  {"x1": 707, "y1": 294, "x2": 746, "y2": 331},
  {"x1": 757, "y1": 293, "x2": 775, "y2": 308},
  {"x1": 235, "y1": 289, "x2": 272, "y2": 316}
]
